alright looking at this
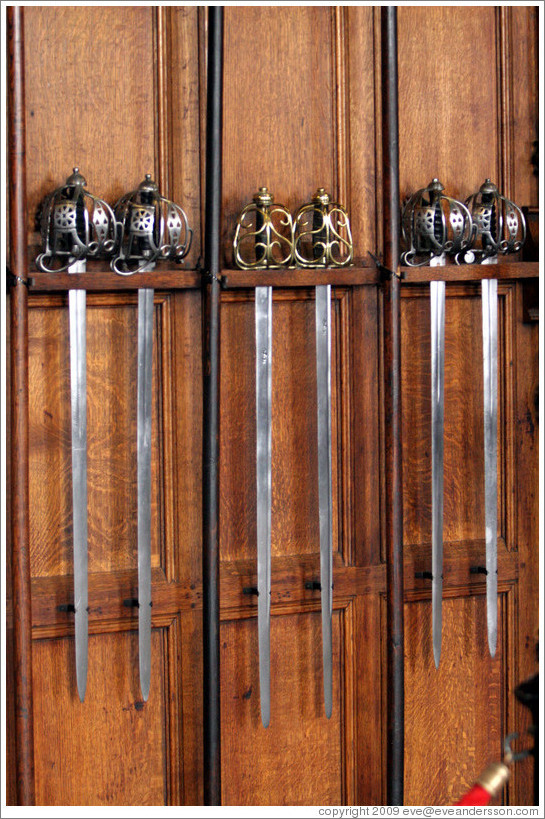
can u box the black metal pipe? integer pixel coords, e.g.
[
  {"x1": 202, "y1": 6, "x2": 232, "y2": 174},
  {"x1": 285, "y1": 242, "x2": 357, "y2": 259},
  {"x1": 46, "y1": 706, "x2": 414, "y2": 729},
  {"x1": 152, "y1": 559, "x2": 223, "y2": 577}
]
[
  {"x1": 202, "y1": 5, "x2": 224, "y2": 807},
  {"x1": 381, "y1": 6, "x2": 404, "y2": 807}
]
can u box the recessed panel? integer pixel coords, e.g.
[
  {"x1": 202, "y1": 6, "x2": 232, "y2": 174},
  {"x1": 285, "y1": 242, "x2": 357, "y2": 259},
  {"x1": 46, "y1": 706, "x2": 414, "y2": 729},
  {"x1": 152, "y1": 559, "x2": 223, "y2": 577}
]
[
  {"x1": 402, "y1": 289, "x2": 494, "y2": 547},
  {"x1": 221, "y1": 609, "x2": 342, "y2": 806},
  {"x1": 29, "y1": 297, "x2": 164, "y2": 577},
  {"x1": 32, "y1": 629, "x2": 167, "y2": 806},
  {"x1": 220, "y1": 294, "x2": 342, "y2": 562},
  {"x1": 404, "y1": 593, "x2": 504, "y2": 805}
]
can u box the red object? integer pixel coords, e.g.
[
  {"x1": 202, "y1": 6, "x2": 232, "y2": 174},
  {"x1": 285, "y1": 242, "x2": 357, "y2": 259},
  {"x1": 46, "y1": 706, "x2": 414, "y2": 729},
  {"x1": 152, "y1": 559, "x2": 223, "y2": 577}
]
[{"x1": 455, "y1": 784, "x2": 492, "y2": 805}]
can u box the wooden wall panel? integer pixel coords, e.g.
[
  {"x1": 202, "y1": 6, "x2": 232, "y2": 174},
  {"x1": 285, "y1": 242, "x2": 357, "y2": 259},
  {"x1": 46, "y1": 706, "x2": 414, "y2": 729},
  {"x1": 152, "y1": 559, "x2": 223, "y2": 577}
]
[
  {"x1": 162, "y1": 6, "x2": 204, "y2": 268},
  {"x1": 28, "y1": 296, "x2": 168, "y2": 578},
  {"x1": 222, "y1": 7, "x2": 336, "y2": 263},
  {"x1": 404, "y1": 593, "x2": 505, "y2": 806},
  {"x1": 401, "y1": 287, "x2": 490, "y2": 547},
  {"x1": 220, "y1": 292, "x2": 344, "y2": 563},
  {"x1": 32, "y1": 629, "x2": 170, "y2": 806},
  {"x1": 24, "y1": 6, "x2": 157, "y2": 241},
  {"x1": 220, "y1": 610, "x2": 343, "y2": 806},
  {"x1": 398, "y1": 6, "x2": 500, "y2": 200}
]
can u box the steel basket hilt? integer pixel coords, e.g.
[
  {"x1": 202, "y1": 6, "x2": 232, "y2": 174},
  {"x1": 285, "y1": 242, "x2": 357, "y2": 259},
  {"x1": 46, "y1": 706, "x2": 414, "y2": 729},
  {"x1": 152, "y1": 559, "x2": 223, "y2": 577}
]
[
  {"x1": 464, "y1": 179, "x2": 526, "y2": 263},
  {"x1": 111, "y1": 174, "x2": 192, "y2": 275},
  {"x1": 36, "y1": 168, "x2": 116, "y2": 273},
  {"x1": 400, "y1": 178, "x2": 473, "y2": 266}
]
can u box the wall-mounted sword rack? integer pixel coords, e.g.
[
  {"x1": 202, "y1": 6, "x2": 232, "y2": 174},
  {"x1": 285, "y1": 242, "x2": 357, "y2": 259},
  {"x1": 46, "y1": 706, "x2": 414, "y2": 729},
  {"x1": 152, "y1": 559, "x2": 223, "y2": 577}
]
[
  {"x1": 401, "y1": 178, "x2": 526, "y2": 667},
  {"x1": 8, "y1": 2, "x2": 539, "y2": 810}
]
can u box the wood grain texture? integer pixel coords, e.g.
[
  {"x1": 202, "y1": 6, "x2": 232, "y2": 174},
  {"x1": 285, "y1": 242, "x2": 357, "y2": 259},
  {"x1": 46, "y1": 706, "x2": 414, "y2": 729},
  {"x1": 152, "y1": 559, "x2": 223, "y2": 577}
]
[
  {"x1": 222, "y1": 6, "x2": 336, "y2": 265},
  {"x1": 220, "y1": 610, "x2": 343, "y2": 806},
  {"x1": 398, "y1": 6, "x2": 499, "y2": 201},
  {"x1": 28, "y1": 295, "x2": 168, "y2": 577},
  {"x1": 32, "y1": 628, "x2": 171, "y2": 806},
  {"x1": 402, "y1": 286, "x2": 498, "y2": 548},
  {"x1": 219, "y1": 291, "x2": 341, "y2": 563},
  {"x1": 7, "y1": 5, "x2": 540, "y2": 808},
  {"x1": 24, "y1": 6, "x2": 156, "y2": 240},
  {"x1": 404, "y1": 594, "x2": 504, "y2": 806}
]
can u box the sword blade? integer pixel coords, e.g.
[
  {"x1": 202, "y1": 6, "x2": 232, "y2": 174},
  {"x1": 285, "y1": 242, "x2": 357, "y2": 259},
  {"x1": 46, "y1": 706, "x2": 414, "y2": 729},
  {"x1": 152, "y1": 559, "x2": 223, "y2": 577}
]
[
  {"x1": 69, "y1": 261, "x2": 88, "y2": 702},
  {"x1": 138, "y1": 285, "x2": 154, "y2": 701},
  {"x1": 430, "y1": 275, "x2": 445, "y2": 668},
  {"x1": 255, "y1": 285, "x2": 272, "y2": 728},
  {"x1": 481, "y1": 275, "x2": 498, "y2": 656},
  {"x1": 315, "y1": 284, "x2": 333, "y2": 718}
]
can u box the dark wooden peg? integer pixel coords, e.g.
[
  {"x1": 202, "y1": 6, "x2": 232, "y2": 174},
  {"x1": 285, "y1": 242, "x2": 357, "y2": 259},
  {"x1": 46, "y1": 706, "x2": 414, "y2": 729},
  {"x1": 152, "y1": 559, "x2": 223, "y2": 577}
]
[
  {"x1": 242, "y1": 586, "x2": 259, "y2": 596},
  {"x1": 305, "y1": 580, "x2": 322, "y2": 591},
  {"x1": 57, "y1": 603, "x2": 76, "y2": 613},
  {"x1": 470, "y1": 566, "x2": 488, "y2": 575},
  {"x1": 414, "y1": 571, "x2": 433, "y2": 580}
]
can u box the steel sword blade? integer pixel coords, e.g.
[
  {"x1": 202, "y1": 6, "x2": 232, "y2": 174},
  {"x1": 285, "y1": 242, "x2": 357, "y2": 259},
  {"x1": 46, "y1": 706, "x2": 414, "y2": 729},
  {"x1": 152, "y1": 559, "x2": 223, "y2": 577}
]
[
  {"x1": 481, "y1": 268, "x2": 498, "y2": 657},
  {"x1": 137, "y1": 277, "x2": 154, "y2": 702},
  {"x1": 69, "y1": 259, "x2": 88, "y2": 702},
  {"x1": 430, "y1": 258, "x2": 445, "y2": 668},
  {"x1": 315, "y1": 283, "x2": 333, "y2": 718},
  {"x1": 255, "y1": 285, "x2": 272, "y2": 728}
]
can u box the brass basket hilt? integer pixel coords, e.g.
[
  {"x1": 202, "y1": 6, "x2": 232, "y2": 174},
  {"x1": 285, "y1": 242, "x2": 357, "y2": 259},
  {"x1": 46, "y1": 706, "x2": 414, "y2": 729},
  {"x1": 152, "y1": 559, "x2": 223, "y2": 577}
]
[
  {"x1": 233, "y1": 186, "x2": 294, "y2": 269},
  {"x1": 294, "y1": 188, "x2": 353, "y2": 268}
]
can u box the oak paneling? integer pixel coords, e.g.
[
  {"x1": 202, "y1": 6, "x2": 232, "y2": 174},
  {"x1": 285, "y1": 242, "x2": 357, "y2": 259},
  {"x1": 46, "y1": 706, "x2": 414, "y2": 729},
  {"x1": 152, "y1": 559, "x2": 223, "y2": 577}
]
[
  {"x1": 220, "y1": 609, "x2": 343, "y2": 806},
  {"x1": 32, "y1": 628, "x2": 171, "y2": 806},
  {"x1": 28, "y1": 295, "x2": 169, "y2": 578},
  {"x1": 222, "y1": 6, "x2": 336, "y2": 264},
  {"x1": 219, "y1": 292, "x2": 341, "y2": 563},
  {"x1": 401, "y1": 286, "x2": 510, "y2": 549},
  {"x1": 24, "y1": 6, "x2": 157, "y2": 240},
  {"x1": 398, "y1": 6, "x2": 499, "y2": 200},
  {"x1": 404, "y1": 593, "x2": 505, "y2": 806}
]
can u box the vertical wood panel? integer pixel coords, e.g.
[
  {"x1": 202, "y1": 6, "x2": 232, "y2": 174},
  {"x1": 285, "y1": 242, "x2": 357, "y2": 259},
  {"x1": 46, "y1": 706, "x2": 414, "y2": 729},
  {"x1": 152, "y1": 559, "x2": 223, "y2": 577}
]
[
  {"x1": 404, "y1": 594, "x2": 504, "y2": 805},
  {"x1": 165, "y1": 7, "x2": 204, "y2": 268},
  {"x1": 24, "y1": 6, "x2": 156, "y2": 238},
  {"x1": 401, "y1": 288, "x2": 490, "y2": 547},
  {"x1": 32, "y1": 629, "x2": 169, "y2": 806},
  {"x1": 220, "y1": 610, "x2": 343, "y2": 806},
  {"x1": 398, "y1": 6, "x2": 499, "y2": 199},
  {"x1": 28, "y1": 296, "x2": 167, "y2": 577},
  {"x1": 222, "y1": 7, "x2": 336, "y2": 263}
]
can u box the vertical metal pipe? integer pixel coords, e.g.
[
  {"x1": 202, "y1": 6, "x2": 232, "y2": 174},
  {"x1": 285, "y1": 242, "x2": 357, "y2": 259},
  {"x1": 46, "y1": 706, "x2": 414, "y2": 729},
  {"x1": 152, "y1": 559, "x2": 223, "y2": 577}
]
[
  {"x1": 202, "y1": 5, "x2": 223, "y2": 807},
  {"x1": 381, "y1": 6, "x2": 404, "y2": 806},
  {"x1": 7, "y1": 5, "x2": 35, "y2": 806}
]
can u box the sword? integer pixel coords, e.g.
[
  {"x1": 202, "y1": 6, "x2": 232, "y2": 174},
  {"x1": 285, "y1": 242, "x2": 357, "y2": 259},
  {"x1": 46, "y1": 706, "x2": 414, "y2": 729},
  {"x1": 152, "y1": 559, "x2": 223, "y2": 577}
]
[
  {"x1": 315, "y1": 282, "x2": 333, "y2": 718},
  {"x1": 234, "y1": 188, "x2": 294, "y2": 727},
  {"x1": 36, "y1": 169, "x2": 115, "y2": 701},
  {"x1": 481, "y1": 271, "x2": 497, "y2": 657},
  {"x1": 464, "y1": 179, "x2": 525, "y2": 657},
  {"x1": 293, "y1": 189, "x2": 353, "y2": 715},
  {"x1": 137, "y1": 277, "x2": 154, "y2": 701},
  {"x1": 255, "y1": 283, "x2": 272, "y2": 728},
  {"x1": 69, "y1": 261, "x2": 89, "y2": 701},
  {"x1": 430, "y1": 262, "x2": 445, "y2": 668},
  {"x1": 401, "y1": 179, "x2": 473, "y2": 667},
  {"x1": 112, "y1": 174, "x2": 191, "y2": 701}
]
